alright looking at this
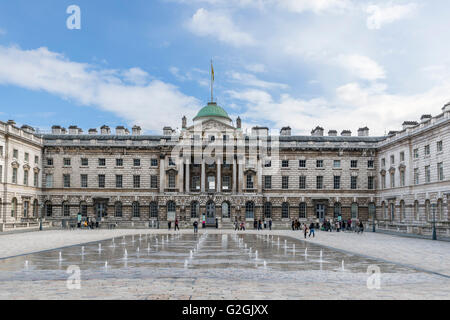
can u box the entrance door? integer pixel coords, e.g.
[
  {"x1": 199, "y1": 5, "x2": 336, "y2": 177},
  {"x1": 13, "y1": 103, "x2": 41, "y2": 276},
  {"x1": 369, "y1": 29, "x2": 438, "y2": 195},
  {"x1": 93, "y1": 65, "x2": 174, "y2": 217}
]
[
  {"x1": 206, "y1": 201, "x2": 216, "y2": 225},
  {"x1": 95, "y1": 203, "x2": 106, "y2": 220},
  {"x1": 316, "y1": 204, "x2": 325, "y2": 221}
]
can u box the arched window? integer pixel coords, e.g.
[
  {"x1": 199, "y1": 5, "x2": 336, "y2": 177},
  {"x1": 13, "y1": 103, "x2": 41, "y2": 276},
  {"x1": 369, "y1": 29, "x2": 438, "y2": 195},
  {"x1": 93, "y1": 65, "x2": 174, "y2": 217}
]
[
  {"x1": 245, "y1": 201, "x2": 254, "y2": 219},
  {"x1": 414, "y1": 201, "x2": 419, "y2": 221},
  {"x1": 33, "y1": 199, "x2": 39, "y2": 217},
  {"x1": 132, "y1": 201, "x2": 140, "y2": 218},
  {"x1": 190, "y1": 201, "x2": 199, "y2": 218},
  {"x1": 368, "y1": 203, "x2": 376, "y2": 220},
  {"x1": 167, "y1": 201, "x2": 176, "y2": 214},
  {"x1": 45, "y1": 201, "x2": 52, "y2": 217},
  {"x1": 390, "y1": 203, "x2": 395, "y2": 221},
  {"x1": 115, "y1": 202, "x2": 122, "y2": 217},
  {"x1": 299, "y1": 202, "x2": 306, "y2": 219},
  {"x1": 62, "y1": 202, "x2": 70, "y2": 216},
  {"x1": 264, "y1": 202, "x2": 272, "y2": 219},
  {"x1": 11, "y1": 198, "x2": 17, "y2": 217},
  {"x1": 400, "y1": 200, "x2": 405, "y2": 222},
  {"x1": 334, "y1": 202, "x2": 342, "y2": 218},
  {"x1": 425, "y1": 200, "x2": 431, "y2": 220},
  {"x1": 222, "y1": 202, "x2": 230, "y2": 218},
  {"x1": 351, "y1": 203, "x2": 358, "y2": 219},
  {"x1": 150, "y1": 202, "x2": 158, "y2": 218},
  {"x1": 79, "y1": 202, "x2": 88, "y2": 217},
  {"x1": 282, "y1": 202, "x2": 289, "y2": 219}
]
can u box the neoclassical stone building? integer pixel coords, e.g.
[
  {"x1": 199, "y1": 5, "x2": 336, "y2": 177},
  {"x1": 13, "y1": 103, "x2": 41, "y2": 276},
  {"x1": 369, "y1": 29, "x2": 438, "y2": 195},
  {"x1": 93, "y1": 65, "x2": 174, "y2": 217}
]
[{"x1": 1, "y1": 101, "x2": 449, "y2": 235}]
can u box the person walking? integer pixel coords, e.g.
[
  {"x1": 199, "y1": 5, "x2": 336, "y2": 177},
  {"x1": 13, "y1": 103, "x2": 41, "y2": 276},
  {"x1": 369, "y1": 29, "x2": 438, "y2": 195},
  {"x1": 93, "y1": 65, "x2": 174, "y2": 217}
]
[
  {"x1": 291, "y1": 219, "x2": 295, "y2": 231},
  {"x1": 309, "y1": 222, "x2": 315, "y2": 238},
  {"x1": 175, "y1": 218, "x2": 179, "y2": 231},
  {"x1": 193, "y1": 220, "x2": 198, "y2": 234},
  {"x1": 258, "y1": 219, "x2": 262, "y2": 231},
  {"x1": 358, "y1": 221, "x2": 364, "y2": 234},
  {"x1": 234, "y1": 220, "x2": 239, "y2": 231},
  {"x1": 303, "y1": 224, "x2": 308, "y2": 239},
  {"x1": 254, "y1": 219, "x2": 258, "y2": 230},
  {"x1": 269, "y1": 219, "x2": 272, "y2": 231},
  {"x1": 168, "y1": 220, "x2": 172, "y2": 230}
]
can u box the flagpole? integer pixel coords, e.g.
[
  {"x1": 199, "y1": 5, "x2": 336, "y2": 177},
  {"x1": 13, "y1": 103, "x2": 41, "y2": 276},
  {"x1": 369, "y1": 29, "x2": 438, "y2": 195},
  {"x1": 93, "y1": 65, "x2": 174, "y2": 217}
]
[{"x1": 211, "y1": 59, "x2": 213, "y2": 103}]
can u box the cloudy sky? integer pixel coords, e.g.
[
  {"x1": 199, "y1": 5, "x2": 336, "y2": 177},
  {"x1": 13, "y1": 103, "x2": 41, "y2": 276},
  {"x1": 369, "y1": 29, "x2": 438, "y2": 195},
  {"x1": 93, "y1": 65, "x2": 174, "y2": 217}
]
[{"x1": 0, "y1": 0, "x2": 449, "y2": 135}]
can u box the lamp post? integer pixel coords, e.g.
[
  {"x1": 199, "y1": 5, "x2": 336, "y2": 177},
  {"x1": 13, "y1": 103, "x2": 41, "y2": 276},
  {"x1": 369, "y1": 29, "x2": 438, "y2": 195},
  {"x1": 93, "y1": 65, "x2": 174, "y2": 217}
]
[
  {"x1": 432, "y1": 203, "x2": 437, "y2": 241},
  {"x1": 372, "y1": 210, "x2": 376, "y2": 233}
]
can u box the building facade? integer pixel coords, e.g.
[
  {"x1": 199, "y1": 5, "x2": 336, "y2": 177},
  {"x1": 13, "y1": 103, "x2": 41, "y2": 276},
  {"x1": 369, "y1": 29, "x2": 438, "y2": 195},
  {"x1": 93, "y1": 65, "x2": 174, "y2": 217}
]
[{"x1": 1, "y1": 102, "x2": 449, "y2": 235}]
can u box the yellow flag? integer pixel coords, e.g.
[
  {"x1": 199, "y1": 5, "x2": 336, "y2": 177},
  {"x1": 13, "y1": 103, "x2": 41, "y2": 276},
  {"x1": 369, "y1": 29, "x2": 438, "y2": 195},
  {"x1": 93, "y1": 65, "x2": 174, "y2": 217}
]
[{"x1": 211, "y1": 61, "x2": 214, "y2": 82}]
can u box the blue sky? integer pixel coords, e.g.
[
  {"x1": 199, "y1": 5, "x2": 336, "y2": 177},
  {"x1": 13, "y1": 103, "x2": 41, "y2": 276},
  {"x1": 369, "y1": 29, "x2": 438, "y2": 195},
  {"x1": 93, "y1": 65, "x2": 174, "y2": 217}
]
[{"x1": 0, "y1": 0, "x2": 449, "y2": 135}]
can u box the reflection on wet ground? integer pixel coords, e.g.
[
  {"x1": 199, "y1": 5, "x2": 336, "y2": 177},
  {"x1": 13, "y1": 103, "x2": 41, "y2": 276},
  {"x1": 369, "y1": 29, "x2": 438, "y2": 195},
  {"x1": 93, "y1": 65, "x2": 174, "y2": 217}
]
[{"x1": 0, "y1": 232, "x2": 417, "y2": 280}]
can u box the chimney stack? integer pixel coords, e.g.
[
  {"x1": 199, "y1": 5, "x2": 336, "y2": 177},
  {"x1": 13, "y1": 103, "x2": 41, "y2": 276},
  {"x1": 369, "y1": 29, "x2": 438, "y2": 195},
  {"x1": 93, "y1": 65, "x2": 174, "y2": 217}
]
[
  {"x1": 132, "y1": 125, "x2": 141, "y2": 135},
  {"x1": 341, "y1": 130, "x2": 352, "y2": 137},
  {"x1": 100, "y1": 125, "x2": 111, "y2": 135},
  {"x1": 357, "y1": 127, "x2": 369, "y2": 137},
  {"x1": 311, "y1": 126, "x2": 324, "y2": 136}
]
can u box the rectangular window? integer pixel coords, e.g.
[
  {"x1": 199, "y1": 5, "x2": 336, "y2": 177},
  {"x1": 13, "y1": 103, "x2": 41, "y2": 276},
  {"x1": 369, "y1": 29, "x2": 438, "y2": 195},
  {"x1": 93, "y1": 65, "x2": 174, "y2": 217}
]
[
  {"x1": 437, "y1": 141, "x2": 443, "y2": 152},
  {"x1": 151, "y1": 158, "x2": 158, "y2": 167},
  {"x1": 81, "y1": 158, "x2": 88, "y2": 166},
  {"x1": 264, "y1": 175, "x2": 272, "y2": 189},
  {"x1": 116, "y1": 158, "x2": 123, "y2": 167},
  {"x1": 98, "y1": 158, "x2": 106, "y2": 167},
  {"x1": 381, "y1": 158, "x2": 386, "y2": 167},
  {"x1": 368, "y1": 176, "x2": 375, "y2": 190},
  {"x1": 13, "y1": 149, "x2": 18, "y2": 159},
  {"x1": 0, "y1": 165, "x2": 3, "y2": 182},
  {"x1": 414, "y1": 168, "x2": 419, "y2": 185},
  {"x1": 400, "y1": 171, "x2": 405, "y2": 187},
  {"x1": 46, "y1": 174, "x2": 53, "y2": 188},
  {"x1": 133, "y1": 158, "x2": 141, "y2": 167},
  {"x1": 316, "y1": 160, "x2": 324, "y2": 168},
  {"x1": 23, "y1": 170, "x2": 28, "y2": 186},
  {"x1": 98, "y1": 174, "x2": 105, "y2": 188},
  {"x1": 299, "y1": 160, "x2": 306, "y2": 168},
  {"x1": 168, "y1": 173, "x2": 176, "y2": 188},
  {"x1": 413, "y1": 148, "x2": 419, "y2": 159},
  {"x1": 81, "y1": 174, "x2": 88, "y2": 188},
  {"x1": 116, "y1": 175, "x2": 123, "y2": 188},
  {"x1": 351, "y1": 160, "x2": 358, "y2": 168},
  {"x1": 246, "y1": 175, "x2": 254, "y2": 189},
  {"x1": 437, "y1": 162, "x2": 444, "y2": 181},
  {"x1": 424, "y1": 145, "x2": 430, "y2": 156},
  {"x1": 133, "y1": 175, "x2": 141, "y2": 188},
  {"x1": 169, "y1": 157, "x2": 176, "y2": 166},
  {"x1": 63, "y1": 174, "x2": 71, "y2": 188},
  {"x1": 425, "y1": 166, "x2": 431, "y2": 183},
  {"x1": 282, "y1": 160, "x2": 289, "y2": 168},
  {"x1": 24, "y1": 152, "x2": 29, "y2": 162},
  {"x1": 282, "y1": 176, "x2": 289, "y2": 189},
  {"x1": 222, "y1": 176, "x2": 230, "y2": 190},
  {"x1": 151, "y1": 175, "x2": 158, "y2": 189},
  {"x1": 0, "y1": 146, "x2": 3, "y2": 157},
  {"x1": 390, "y1": 155, "x2": 395, "y2": 164},
  {"x1": 400, "y1": 152, "x2": 405, "y2": 162},
  {"x1": 333, "y1": 160, "x2": 341, "y2": 168},
  {"x1": 47, "y1": 158, "x2": 53, "y2": 166},
  {"x1": 299, "y1": 176, "x2": 306, "y2": 189},
  {"x1": 381, "y1": 175, "x2": 386, "y2": 189},
  {"x1": 390, "y1": 172, "x2": 395, "y2": 188},
  {"x1": 192, "y1": 176, "x2": 200, "y2": 190},
  {"x1": 35, "y1": 155, "x2": 39, "y2": 164},
  {"x1": 351, "y1": 176, "x2": 358, "y2": 189},
  {"x1": 367, "y1": 160, "x2": 374, "y2": 169},
  {"x1": 333, "y1": 176, "x2": 341, "y2": 189},
  {"x1": 316, "y1": 176, "x2": 323, "y2": 189},
  {"x1": 63, "y1": 158, "x2": 71, "y2": 166}
]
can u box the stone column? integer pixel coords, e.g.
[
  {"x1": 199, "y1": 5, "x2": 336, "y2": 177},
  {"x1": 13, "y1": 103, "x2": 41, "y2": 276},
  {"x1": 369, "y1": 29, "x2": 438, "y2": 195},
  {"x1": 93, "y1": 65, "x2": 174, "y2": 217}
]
[
  {"x1": 238, "y1": 157, "x2": 244, "y2": 193},
  {"x1": 232, "y1": 156, "x2": 237, "y2": 194},
  {"x1": 201, "y1": 157, "x2": 205, "y2": 193},
  {"x1": 178, "y1": 157, "x2": 184, "y2": 193},
  {"x1": 257, "y1": 157, "x2": 262, "y2": 193},
  {"x1": 159, "y1": 156, "x2": 165, "y2": 193},
  {"x1": 217, "y1": 158, "x2": 221, "y2": 192},
  {"x1": 185, "y1": 158, "x2": 190, "y2": 193}
]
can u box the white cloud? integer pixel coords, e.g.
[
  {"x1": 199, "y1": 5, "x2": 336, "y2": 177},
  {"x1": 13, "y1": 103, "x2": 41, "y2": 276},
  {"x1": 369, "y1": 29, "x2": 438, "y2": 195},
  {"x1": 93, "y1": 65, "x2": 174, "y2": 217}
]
[
  {"x1": 335, "y1": 54, "x2": 385, "y2": 81},
  {"x1": 122, "y1": 67, "x2": 150, "y2": 86},
  {"x1": 245, "y1": 63, "x2": 266, "y2": 73},
  {"x1": 187, "y1": 8, "x2": 256, "y2": 47},
  {"x1": 228, "y1": 71, "x2": 288, "y2": 89},
  {"x1": 366, "y1": 2, "x2": 417, "y2": 30},
  {"x1": 0, "y1": 45, "x2": 200, "y2": 131},
  {"x1": 279, "y1": 0, "x2": 351, "y2": 13}
]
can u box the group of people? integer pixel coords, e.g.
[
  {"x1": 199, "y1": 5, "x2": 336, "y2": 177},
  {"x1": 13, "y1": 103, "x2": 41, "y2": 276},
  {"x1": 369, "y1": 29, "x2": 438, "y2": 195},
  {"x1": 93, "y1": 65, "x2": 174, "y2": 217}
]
[
  {"x1": 76, "y1": 214, "x2": 99, "y2": 229},
  {"x1": 291, "y1": 218, "x2": 365, "y2": 234}
]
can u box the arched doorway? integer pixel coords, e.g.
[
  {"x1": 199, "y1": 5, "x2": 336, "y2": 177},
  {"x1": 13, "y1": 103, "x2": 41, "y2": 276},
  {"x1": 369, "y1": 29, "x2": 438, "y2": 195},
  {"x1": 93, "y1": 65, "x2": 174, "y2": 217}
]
[{"x1": 206, "y1": 201, "x2": 215, "y2": 226}]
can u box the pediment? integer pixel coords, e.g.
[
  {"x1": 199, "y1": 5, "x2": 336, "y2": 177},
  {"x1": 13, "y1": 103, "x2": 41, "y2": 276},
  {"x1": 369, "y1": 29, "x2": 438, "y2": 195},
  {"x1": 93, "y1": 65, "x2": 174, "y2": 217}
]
[{"x1": 187, "y1": 119, "x2": 235, "y2": 133}]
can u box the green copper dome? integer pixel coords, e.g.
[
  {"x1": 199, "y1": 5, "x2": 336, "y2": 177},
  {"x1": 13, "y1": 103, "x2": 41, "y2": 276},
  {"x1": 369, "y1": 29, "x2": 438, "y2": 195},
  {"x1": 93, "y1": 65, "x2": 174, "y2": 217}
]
[{"x1": 193, "y1": 102, "x2": 231, "y2": 121}]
